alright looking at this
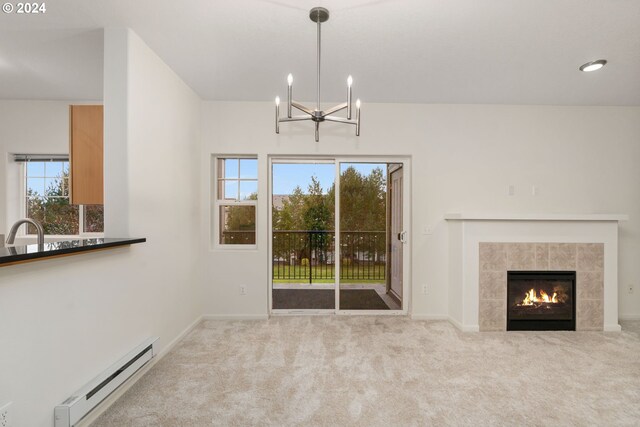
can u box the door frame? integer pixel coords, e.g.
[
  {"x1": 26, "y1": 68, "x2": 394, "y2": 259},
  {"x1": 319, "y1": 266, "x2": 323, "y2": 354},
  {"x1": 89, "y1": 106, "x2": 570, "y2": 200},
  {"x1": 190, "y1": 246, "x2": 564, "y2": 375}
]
[
  {"x1": 387, "y1": 163, "x2": 404, "y2": 305},
  {"x1": 268, "y1": 155, "x2": 411, "y2": 316}
]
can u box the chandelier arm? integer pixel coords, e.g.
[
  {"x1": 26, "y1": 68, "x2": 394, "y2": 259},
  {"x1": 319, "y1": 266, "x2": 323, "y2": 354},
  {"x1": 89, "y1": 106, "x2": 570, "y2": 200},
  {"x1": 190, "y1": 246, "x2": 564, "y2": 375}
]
[
  {"x1": 324, "y1": 115, "x2": 357, "y2": 125},
  {"x1": 279, "y1": 116, "x2": 314, "y2": 122},
  {"x1": 291, "y1": 101, "x2": 314, "y2": 116},
  {"x1": 322, "y1": 102, "x2": 348, "y2": 117}
]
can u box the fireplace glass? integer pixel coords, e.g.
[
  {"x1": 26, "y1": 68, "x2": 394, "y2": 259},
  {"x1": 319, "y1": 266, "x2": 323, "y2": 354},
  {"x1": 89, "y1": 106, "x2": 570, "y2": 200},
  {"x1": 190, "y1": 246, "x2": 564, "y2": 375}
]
[{"x1": 507, "y1": 271, "x2": 576, "y2": 331}]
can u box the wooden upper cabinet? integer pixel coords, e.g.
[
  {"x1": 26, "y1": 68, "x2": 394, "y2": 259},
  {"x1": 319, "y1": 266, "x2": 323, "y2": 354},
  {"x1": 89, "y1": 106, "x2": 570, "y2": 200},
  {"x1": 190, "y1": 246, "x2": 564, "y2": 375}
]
[{"x1": 69, "y1": 105, "x2": 104, "y2": 205}]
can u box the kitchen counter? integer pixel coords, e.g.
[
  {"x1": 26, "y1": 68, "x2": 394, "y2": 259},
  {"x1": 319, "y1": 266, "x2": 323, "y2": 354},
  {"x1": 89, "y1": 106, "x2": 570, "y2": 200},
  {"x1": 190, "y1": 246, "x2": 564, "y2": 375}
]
[{"x1": 0, "y1": 237, "x2": 146, "y2": 267}]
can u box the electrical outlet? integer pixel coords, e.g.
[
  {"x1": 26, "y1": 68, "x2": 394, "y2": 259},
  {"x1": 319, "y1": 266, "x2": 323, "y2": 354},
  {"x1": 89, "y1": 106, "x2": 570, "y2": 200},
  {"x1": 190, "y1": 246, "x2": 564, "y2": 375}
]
[
  {"x1": 422, "y1": 284, "x2": 428, "y2": 295},
  {"x1": 532, "y1": 185, "x2": 538, "y2": 196},
  {"x1": 629, "y1": 284, "x2": 634, "y2": 294},
  {"x1": 508, "y1": 185, "x2": 515, "y2": 196},
  {"x1": 0, "y1": 401, "x2": 12, "y2": 427},
  {"x1": 239, "y1": 286, "x2": 247, "y2": 296}
]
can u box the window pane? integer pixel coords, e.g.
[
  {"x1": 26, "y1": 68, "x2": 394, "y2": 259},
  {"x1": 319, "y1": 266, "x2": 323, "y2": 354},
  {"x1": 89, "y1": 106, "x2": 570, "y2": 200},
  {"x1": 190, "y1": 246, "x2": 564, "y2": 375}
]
[
  {"x1": 240, "y1": 181, "x2": 258, "y2": 200},
  {"x1": 219, "y1": 205, "x2": 256, "y2": 245},
  {"x1": 45, "y1": 178, "x2": 63, "y2": 196},
  {"x1": 223, "y1": 158, "x2": 239, "y2": 179},
  {"x1": 23, "y1": 159, "x2": 97, "y2": 237},
  {"x1": 27, "y1": 178, "x2": 45, "y2": 197},
  {"x1": 26, "y1": 197, "x2": 44, "y2": 234},
  {"x1": 27, "y1": 161, "x2": 44, "y2": 177},
  {"x1": 46, "y1": 162, "x2": 63, "y2": 178},
  {"x1": 83, "y1": 205, "x2": 104, "y2": 233},
  {"x1": 44, "y1": 201, "x2": 79, "y2": 235},
  {"x1": 27, "y1": 197, "x2": 79, "y2": 235},
  {"x1": 224, "y1": 180, "x2": 238, "y2": 201},
  {"x1": 240, "y1": 159, "x2": 257, "y2": 179}
]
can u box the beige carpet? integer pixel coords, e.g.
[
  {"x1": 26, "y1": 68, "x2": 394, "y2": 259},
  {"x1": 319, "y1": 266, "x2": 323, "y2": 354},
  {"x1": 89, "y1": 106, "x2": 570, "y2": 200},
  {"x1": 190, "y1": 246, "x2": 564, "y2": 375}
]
[{"x1": 92, "y1": 317, "x2": 640, "y2": 426}]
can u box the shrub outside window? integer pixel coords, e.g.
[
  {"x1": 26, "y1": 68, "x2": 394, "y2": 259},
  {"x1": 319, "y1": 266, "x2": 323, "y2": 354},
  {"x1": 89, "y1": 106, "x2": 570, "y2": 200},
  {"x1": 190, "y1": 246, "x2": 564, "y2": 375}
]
[{"x1": 216, "y1": 157, "x2": 257, "y2": 246}]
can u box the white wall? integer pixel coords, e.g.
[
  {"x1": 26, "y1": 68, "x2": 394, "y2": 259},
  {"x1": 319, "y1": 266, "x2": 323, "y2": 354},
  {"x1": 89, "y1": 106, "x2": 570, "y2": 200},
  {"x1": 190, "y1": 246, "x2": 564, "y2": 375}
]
[
  {"x1": 0, "y1": 28, "x2": 203, "y2": 426},
  {"x1": 200, "y1": 102, "x2": 640, "y2": 319}
]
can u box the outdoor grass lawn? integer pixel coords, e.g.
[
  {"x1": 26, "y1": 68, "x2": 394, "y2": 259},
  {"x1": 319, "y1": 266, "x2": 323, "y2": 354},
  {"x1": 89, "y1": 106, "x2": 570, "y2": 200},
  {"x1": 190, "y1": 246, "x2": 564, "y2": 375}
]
[{"x1": 272, "y1": 265, "x2": 385, "y2": 284}]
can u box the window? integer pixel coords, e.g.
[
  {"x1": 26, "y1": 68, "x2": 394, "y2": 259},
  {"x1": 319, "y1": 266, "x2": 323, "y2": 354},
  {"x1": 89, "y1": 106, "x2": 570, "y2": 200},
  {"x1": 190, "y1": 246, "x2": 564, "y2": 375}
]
[
  {"x1": 23, "y1": 158, "x2": 104, "y2": 236},
  {"x1": 215, "y1": 157, "x2": 257, "y2": 246}
]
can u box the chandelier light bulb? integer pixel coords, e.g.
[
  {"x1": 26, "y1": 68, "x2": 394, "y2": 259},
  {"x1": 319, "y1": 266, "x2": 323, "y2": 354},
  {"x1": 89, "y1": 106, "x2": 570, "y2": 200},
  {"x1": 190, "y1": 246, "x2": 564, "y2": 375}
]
[
  {"x1": 287, "y1": 73, "x2": 293, "y2": 86},
  {"x1": 347, "y1": 75, "x2": 353, "y2": 87},
  {"x1": 275, "y1": 96, "x2": 280, "y2": 106},
  {"x1": 356, "y1": 99, "x2": 361, "y2": 109}
]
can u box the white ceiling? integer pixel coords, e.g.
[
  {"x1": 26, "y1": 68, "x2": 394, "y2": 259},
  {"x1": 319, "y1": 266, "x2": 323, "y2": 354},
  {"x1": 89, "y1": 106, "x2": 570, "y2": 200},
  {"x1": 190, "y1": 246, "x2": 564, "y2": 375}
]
[{"x1": 0, "y1": 0, "x2": 639, "y2": 105}]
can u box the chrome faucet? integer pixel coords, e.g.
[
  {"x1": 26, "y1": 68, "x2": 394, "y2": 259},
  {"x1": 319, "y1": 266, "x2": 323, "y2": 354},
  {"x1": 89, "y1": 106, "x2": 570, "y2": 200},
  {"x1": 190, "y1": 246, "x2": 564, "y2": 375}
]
[{"x1": 6, "y1": 218, "x2": 45, "y2": 246}]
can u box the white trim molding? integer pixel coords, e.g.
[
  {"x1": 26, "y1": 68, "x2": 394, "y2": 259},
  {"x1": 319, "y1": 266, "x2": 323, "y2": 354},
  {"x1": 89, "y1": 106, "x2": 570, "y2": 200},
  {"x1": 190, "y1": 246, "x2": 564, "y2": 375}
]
[
  {"x1": 444, "y1": 213, "x2": 628, "y2": 222},
  {"x1": 202, "y1": 314, "x2": 269, "y2": 321}
]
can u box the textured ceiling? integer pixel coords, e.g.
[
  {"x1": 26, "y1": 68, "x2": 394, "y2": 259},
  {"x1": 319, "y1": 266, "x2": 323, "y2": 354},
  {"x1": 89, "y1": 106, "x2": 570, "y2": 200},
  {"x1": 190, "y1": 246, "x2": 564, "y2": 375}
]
[{"x1": 0, "y1": 0, "x2": 639, "y2": 104}]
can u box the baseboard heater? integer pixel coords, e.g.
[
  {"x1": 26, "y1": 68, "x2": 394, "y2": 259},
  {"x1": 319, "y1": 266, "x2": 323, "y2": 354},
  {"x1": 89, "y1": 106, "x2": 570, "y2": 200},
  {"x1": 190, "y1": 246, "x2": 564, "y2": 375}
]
[{"x1": 54, "y1": 337, "x2": 159, "y2": 427}]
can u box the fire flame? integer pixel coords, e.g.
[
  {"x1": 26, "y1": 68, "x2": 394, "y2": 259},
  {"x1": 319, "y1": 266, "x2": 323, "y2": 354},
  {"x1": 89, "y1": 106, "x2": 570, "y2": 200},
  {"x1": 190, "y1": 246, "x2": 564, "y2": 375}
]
[{"x1": 521, "y1": 289, "x2": 558, "y2": 306}]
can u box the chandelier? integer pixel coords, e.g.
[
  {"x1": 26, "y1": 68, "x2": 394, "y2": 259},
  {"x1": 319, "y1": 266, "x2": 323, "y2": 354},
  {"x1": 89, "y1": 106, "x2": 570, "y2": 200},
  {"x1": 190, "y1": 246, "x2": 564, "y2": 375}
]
[{"x1": 275, "y1": 7, "x2": 361, "y2": 142}]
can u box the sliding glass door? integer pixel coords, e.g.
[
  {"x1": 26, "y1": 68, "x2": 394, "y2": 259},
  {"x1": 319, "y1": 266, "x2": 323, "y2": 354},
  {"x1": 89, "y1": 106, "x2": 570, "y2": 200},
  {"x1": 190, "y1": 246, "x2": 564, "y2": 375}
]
[
  {"x1": 271, "y1": 160, "x2": 336, "y2": 311},
  {"x1": 338, "y1": 162, "x2": 402, "y2": 312},
  {"x1": 269, "y1": 157, "x2": 408, "y2": 314}
]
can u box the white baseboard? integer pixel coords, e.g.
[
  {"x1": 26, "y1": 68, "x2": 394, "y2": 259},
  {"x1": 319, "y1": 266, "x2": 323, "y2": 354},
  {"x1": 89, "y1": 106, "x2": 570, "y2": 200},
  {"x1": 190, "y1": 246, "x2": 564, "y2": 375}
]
[
  {"x1": 411, "y1": 314, "x2": 479, "y2": 332},
  {"x1": 619, "y1": 314, "x2": 640, "y2": 320},
  {"x1": 447, "y1": 316, "x2": 480, "y2": 332},
  {"x1": 202, "y1": 314, "x2": 269, "y2": 320},
  {"x1": 76, "y1": 315, "x2": 204, "y2": 427},
  {"x1": 410, "y1": 314, "x2": 448, "y2": 321},
  {"x1": 604, "y1": 323, "x2": 623, "y2": 332}
]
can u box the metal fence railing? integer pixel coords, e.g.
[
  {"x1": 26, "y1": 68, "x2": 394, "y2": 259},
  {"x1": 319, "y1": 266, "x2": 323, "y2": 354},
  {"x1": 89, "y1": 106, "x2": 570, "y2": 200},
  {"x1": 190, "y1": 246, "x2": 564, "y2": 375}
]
[{"x1": 272, "y1": 230, "x2": 386, "y2": 283}]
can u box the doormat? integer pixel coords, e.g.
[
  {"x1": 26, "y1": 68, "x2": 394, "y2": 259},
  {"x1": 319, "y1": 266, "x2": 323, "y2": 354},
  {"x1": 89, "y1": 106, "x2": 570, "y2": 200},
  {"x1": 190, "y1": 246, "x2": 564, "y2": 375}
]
[{"x1": 272, "y1": 289, "x2": 390, "y2": 310}]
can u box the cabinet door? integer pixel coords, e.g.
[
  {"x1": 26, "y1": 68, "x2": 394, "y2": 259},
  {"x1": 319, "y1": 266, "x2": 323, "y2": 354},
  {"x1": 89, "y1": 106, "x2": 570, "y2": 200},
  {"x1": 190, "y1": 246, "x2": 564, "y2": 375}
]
[{"x1": 70, "y1": 105, "x2": 103, "y2": 205}]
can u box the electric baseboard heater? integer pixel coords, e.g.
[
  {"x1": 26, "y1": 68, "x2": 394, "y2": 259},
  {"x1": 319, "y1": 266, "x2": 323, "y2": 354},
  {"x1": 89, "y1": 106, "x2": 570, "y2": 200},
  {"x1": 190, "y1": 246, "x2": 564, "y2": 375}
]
[{"x1": 54, "y1": 337, "x2": 159, "y2": 427}]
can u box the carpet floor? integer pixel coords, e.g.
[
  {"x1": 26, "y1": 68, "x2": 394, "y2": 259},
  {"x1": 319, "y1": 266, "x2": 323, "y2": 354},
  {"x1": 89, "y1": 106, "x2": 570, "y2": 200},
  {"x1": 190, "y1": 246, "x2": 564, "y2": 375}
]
[
  {"x1": 272, "y1": 289, "x2": 391, "y2": 310},
  {"x1": 92, "y1": 318, "x2": 640, "y2": 427}
]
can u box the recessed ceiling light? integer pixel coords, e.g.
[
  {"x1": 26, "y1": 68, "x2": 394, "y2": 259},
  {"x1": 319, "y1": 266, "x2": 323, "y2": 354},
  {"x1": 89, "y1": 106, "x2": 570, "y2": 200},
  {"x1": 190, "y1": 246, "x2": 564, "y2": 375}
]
[{"x1": 579, "y1": 59, "x2": 607, "y2": 72}]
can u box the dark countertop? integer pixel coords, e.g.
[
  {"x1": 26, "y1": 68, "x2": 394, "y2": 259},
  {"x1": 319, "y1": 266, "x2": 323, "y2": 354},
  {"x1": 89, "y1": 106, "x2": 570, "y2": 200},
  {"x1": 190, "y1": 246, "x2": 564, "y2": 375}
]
[{"x1": 0, "y1": 237, "x2": 146, "y2": 266}]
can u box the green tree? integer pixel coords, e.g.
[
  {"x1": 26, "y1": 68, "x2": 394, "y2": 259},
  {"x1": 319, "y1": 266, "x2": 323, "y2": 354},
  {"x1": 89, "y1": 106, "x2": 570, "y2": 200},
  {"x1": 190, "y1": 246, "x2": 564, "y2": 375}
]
[
  {"x1": 302, "y1": 176, "x2": 333, "y2": 231},
  {"x1": 273, "y1": 186, "x2": 306, "y2": 231},
  {"x1": 223, "y1": 192, "x2": 257, "y2": 244},
  {"x1": 327, "y1": 166, "x2": 386, "y2": 232},
  {"x1": 329, "y1": 166, "x2": 387, "y2": 264}
]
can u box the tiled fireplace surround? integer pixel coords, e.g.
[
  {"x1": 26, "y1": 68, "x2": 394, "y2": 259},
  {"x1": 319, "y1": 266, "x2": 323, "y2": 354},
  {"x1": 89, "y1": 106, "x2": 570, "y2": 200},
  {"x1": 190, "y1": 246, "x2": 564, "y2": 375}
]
[
  {"x1": 479, "y1": 242, "x2": 603, "y2": 331},
  {"x1": 445, "y1": 214, "x2": 625, "y2": 332}
]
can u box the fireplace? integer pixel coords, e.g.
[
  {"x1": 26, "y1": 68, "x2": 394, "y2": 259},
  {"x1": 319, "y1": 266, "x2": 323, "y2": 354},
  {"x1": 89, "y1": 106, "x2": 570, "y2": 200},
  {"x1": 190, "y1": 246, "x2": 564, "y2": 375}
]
[{"x1": 507, "y1": 271, "x2": 576, "y2": 331}]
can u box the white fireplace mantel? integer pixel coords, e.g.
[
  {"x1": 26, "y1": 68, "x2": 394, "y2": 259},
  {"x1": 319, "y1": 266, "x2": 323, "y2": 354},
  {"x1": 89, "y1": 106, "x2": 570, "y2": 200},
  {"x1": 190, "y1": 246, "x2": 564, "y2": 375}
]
[
  {"x1": 444, "y1": 213, "x2": 628, "y2": 222},
  {"x1": 445, "y1": 214, "x2": 625, "y2": 332}
]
